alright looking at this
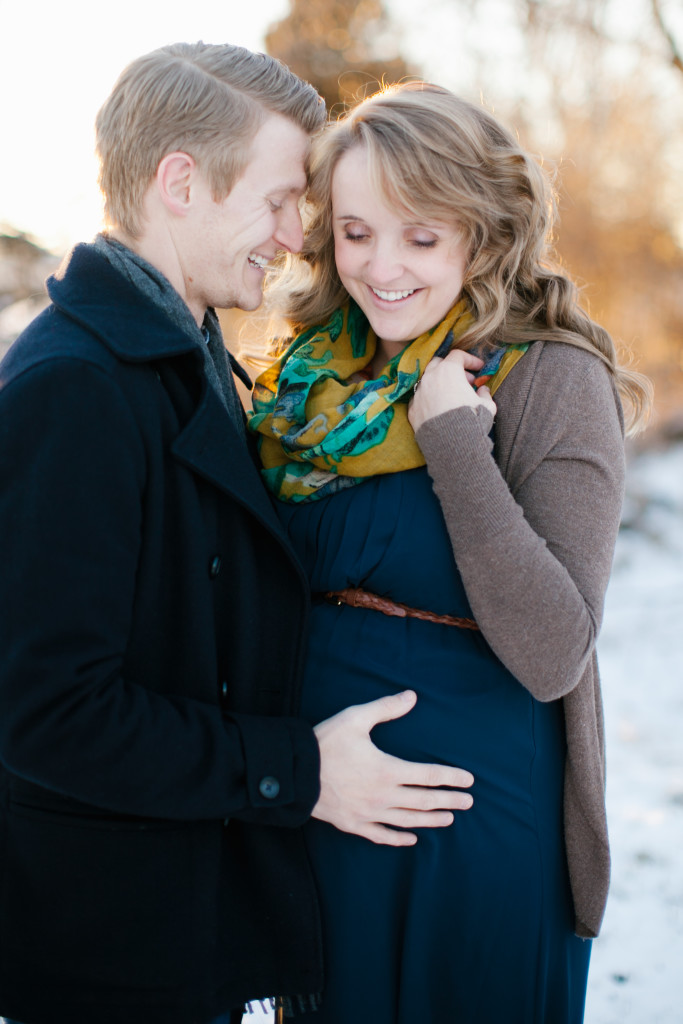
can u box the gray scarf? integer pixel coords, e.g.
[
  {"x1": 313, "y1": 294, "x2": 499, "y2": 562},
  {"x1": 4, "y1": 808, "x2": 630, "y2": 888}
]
[{"x1": 93, "y1": 234, "x2": 245, "y2": 437}]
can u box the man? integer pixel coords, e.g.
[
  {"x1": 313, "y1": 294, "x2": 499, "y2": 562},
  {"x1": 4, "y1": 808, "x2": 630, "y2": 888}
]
[{"x1": 0, "y1": 43, "x2": 473, "y2": 1024}]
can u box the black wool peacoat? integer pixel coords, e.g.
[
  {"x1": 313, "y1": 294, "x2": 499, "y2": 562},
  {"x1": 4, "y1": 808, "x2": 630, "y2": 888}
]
[{"x1": 0, "y1": 244, "x2": 323, "y2": 1024}]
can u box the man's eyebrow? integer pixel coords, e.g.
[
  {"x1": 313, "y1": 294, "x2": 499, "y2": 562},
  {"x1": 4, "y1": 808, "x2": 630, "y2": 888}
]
[{"x1": 271, "y1": 180, "x2": 308, "y2": 196}]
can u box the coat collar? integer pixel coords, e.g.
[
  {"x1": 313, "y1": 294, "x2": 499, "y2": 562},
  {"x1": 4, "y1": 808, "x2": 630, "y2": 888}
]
[
  {"x1": 47, "y1": 243, "x2": 306, "y2": 581},
  {"x1": 48, "y1": 243, "x2": 203, "y2": 363}
]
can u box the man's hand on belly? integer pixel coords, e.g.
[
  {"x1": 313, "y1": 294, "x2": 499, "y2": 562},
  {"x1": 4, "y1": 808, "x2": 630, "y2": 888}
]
[{"x1": 312, "y1": 690, "x2": 474, "y2": 846}]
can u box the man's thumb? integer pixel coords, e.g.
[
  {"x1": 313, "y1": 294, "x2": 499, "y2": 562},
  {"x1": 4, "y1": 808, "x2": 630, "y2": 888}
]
[{"x1": 362, "y1": 689, "x2": 417, "y2": 728}]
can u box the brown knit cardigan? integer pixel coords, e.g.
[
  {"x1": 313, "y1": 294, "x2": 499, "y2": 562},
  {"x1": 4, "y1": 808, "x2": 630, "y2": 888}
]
[{"x1": 415, "y1": 339, "x2": 625, "y2": 939}]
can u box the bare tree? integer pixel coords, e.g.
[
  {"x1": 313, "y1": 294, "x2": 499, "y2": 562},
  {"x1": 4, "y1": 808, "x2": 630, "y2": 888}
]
[
  {"x1": 265, "y1": 0, "x2": 414, "y2": 111},
  {"x1": 651, "y1": 0, "x2": 683, "y2": 73}
]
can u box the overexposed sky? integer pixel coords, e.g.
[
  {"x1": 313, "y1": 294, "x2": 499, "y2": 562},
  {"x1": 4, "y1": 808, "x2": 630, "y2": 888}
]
[
  {"x1": 2, "y1": 0, "x2": 679, "y2": 254},
  {"x1": 0, "y1": 0, "x2": 514, "y2": 253},
  {"x1": 0, "y1": 0, "x2": 289, "y2": 252}
]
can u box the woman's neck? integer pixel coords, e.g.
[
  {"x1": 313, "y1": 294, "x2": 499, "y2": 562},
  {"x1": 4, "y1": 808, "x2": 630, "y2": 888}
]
[{"x1": 370, "y1": 337, "x2": 409, "y2": 378}]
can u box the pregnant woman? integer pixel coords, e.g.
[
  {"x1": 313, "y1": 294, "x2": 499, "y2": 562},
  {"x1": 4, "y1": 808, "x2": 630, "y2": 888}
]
[{"x1": 249, "y1": 82, "x2": 650, "y2": 1023}]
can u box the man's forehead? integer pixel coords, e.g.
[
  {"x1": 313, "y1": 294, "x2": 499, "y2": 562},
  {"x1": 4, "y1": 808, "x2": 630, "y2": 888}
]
[{"x1": 242, "y1": 113, "x2": 311, "y2": 190}]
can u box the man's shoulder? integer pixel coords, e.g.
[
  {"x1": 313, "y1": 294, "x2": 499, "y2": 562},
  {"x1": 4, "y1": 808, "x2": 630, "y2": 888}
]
[
  {"x1": 0, "y1": 302, "x2": 119, "y2": 388},
  {"x1": 2, "y1": 240, "x2": 168, "y2": 386}
]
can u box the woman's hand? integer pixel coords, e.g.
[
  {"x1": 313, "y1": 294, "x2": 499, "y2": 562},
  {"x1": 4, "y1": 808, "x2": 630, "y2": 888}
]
[{"x1": 408, "y1": 349, "x2": 497, "y2": 433}]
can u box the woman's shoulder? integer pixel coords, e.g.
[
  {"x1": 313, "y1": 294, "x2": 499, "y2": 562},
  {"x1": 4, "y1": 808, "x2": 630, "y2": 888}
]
[
  {"x1": 508, "y1": 337, "x2": 611, "y2": 381},
  {"x1": 494, "y1": 339, "x2": 624, "y2": 474},
  {"x1": 498, "y1": 338, "x2": 620, "y2": 417}
]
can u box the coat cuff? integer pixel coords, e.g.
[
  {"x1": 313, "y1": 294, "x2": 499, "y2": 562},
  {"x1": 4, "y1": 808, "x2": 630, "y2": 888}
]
[{"x1": 228, "y1": 712, "x2": 321, "y2": 827}]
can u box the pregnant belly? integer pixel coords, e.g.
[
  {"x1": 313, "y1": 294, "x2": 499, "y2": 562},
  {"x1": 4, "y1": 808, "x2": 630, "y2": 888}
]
[{"x1": 300, "y1": 603, "x2": 562, "y2": 805}]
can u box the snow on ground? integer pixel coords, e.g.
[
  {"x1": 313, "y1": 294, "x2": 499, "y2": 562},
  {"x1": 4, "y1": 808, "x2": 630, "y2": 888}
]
[
  {"x1": 245, "y1": 441, "x2": 683, "y2": 1024},
  {"x1": 585, "y1": 442, "x2": 683, "y2": 1024}
]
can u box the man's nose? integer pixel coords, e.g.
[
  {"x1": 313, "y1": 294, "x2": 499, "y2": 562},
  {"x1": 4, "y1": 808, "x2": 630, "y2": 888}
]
[{"x1": 274, "y1": 204, "x2": 304, "y2": 254}]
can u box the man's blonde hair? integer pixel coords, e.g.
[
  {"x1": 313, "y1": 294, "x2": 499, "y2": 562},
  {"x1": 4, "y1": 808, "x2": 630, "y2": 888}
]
[{"x1": 95, "y1": 41, "x2": 325, "y2": 238}]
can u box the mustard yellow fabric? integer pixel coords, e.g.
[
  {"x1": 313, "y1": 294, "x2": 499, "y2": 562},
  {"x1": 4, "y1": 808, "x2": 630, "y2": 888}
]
[{"x1": 249, "y1": 298, "x2": 526, "y2": 502}]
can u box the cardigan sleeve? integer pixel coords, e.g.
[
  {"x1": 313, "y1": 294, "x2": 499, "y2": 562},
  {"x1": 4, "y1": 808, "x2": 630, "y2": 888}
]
[{"x1": 414, "y1": 343, "x2": 625, "y2": 702}]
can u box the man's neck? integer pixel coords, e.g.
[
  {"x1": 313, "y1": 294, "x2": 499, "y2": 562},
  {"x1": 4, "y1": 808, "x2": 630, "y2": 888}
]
[{"x1": 106, "y1": 228, "x2": 205, "y2": 327}]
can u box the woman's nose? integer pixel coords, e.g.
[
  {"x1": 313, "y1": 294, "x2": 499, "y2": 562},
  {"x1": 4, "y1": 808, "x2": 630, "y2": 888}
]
[{"x1": 366, "y1": 243, "x2": 404, "y2": 283}]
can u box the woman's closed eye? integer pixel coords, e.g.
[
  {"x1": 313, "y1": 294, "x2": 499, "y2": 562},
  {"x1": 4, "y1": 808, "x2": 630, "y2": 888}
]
[{"x1": 343, "y1": 232, "x2": 438, "y2": 248}]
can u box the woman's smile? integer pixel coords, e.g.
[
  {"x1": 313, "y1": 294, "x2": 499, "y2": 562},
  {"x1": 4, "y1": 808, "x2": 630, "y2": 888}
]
[{"x1": 368, "y1": 286, "x2": 418, "y2": 302}]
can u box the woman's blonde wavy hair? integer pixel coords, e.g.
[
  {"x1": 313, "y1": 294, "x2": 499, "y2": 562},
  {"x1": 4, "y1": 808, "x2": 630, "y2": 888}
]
[{"x1": 266, "y1": 81, "x2": 651, "y2": 433}]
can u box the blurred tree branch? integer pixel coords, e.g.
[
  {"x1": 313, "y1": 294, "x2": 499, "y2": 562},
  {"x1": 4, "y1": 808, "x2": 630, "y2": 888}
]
[
  {"x1": 265, "y1": 0, "x2": 414, "y2": 111},
  {"x1": 652, "y1": 0, "x2": 683, "y2": 72}
]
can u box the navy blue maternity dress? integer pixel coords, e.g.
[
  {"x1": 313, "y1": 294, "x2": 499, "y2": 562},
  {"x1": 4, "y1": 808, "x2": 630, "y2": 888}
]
[{"x1": 277, "y1": 466, "x2": 591, "y2": 1024}]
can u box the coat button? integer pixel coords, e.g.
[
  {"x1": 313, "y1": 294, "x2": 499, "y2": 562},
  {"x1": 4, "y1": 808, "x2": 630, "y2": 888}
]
[
  {"x1": 258, "y1": 776, "x2": 280, "y2": 800},
  {"x1": 209, "y1": 555, "x2": 222, "y2": 578}
]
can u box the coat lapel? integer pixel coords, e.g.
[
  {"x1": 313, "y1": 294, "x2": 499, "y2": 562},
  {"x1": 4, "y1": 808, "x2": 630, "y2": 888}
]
[
  {"x1": 171, "y1": 380, "x2": 286, "y2": 530},
  {"x1": 50, "y1": 244, "x2": 300, "y2": 553}
]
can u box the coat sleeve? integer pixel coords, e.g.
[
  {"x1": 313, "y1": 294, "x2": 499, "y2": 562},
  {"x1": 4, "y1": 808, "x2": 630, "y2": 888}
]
[
  {"x1": 0, "y1": 357, "x2": 319, "y2": 825},
  {"x1": 414, "y1": 344, "x2": 625, "y2": 702}
]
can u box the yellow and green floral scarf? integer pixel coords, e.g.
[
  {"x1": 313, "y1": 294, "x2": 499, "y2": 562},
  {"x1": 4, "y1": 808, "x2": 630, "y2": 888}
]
[{"x1": 248, "y1": 299, "x2": 526, "y2": 502}]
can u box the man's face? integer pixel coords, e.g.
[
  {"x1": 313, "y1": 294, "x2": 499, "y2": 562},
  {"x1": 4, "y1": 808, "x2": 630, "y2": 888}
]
[{"x1": 182, "y1": 113, "x2": 310, "y2": 319}]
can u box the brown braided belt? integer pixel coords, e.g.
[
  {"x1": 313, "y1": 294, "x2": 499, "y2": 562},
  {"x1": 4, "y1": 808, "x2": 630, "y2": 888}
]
[{"x1": 323, "y1": 587, "x2": 479, "y2": 631}]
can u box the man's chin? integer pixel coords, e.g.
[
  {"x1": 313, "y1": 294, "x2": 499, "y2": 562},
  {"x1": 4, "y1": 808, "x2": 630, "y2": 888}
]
[{"x1": 234, "y1": 290, "x2": 265, "y2": 314}]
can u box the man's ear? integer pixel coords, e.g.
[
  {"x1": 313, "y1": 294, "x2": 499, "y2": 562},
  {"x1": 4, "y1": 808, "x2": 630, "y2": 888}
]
[{"x1": 155, "y1": 152, "x2": 197, "y2": 216}]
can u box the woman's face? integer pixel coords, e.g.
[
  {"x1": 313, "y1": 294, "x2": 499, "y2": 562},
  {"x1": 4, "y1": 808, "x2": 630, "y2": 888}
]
[{"x1": 331, "y1": 145, "x2": 469, "y2": 360}]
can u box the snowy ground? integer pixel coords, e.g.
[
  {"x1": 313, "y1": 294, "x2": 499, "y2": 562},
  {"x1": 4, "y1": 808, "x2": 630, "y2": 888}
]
[
  {"x1": 584, "y1": 442, "x2": 683, "y2": 1023},
  {"x1": 244, "y1": 441, "x2": 683, "y2": 1024}
]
